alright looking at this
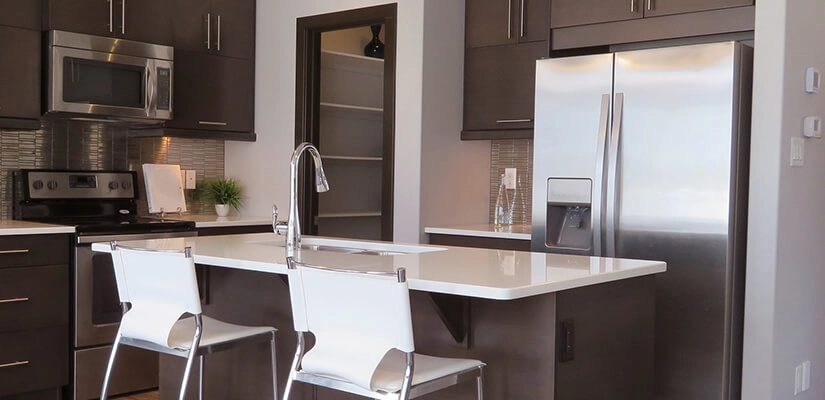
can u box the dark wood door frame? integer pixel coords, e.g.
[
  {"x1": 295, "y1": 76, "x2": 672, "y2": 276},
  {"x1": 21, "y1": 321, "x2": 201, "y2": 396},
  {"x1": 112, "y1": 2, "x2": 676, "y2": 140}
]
[{"x1": 295, "y1": 3, "x2": 397, "y2": 241}]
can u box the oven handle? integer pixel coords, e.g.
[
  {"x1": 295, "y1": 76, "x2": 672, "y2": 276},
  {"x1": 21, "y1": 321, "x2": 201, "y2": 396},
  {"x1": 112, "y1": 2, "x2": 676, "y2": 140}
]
[{"x1": 77, "y1": 231, "x2": 198, "y2": 244}]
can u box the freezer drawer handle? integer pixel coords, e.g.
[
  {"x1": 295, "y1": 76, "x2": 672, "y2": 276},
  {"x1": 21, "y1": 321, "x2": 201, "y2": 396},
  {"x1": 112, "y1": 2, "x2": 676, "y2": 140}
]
[
  {"x1": 495, "y1": 118, "x2": 532, "y2": 124},
  {"x1": 0, "y1": 360, "x2": 29, "y2": 369},
  {"x1": 0, "y1": 249, "x2": 29, "y2": 255},
  {"x1": 0, "y1": 297, "x2": 30, "y2": 304}
]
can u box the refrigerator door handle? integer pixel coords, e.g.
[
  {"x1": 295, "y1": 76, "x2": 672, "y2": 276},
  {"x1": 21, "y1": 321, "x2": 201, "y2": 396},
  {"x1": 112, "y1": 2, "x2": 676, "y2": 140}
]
[
  {"x1": 592, "y1": 94, "x2": 611, "y2": 256},
  {"x1": 605, "y1": 92, "x2": 624, "y2": 257}
]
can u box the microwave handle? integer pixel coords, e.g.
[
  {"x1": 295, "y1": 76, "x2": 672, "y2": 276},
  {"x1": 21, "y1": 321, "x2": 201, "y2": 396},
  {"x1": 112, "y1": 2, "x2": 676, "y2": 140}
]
[{"x1": 145, "y1": 63, "x2": 154, "y2": 117}]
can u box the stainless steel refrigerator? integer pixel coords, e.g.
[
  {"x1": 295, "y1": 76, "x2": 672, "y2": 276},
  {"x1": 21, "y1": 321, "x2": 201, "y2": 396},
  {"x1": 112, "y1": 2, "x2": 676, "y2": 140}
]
[{"x1": 530, "y1": 41, "x2": 752, "y2": 400}]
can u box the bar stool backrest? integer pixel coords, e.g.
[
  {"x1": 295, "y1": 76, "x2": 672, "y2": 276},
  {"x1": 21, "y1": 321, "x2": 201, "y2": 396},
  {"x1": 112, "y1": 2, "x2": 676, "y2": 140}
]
[
  {"x1": 287, "y1": 265, "x2": 414, "y2": 391},
  {"x1": 110, "y1": 245, "x2": 202, "y2": 348}
]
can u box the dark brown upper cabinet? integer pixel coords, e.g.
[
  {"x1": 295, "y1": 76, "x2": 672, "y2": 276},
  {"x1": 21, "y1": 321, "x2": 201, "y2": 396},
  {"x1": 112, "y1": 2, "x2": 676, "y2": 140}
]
[
  {"x1": 149, "y1": 0, "x2": 256, "y2": 141},
  {"x1": 462, "y1": 41, "x2": 546, "y2": 140},
  {"x1": 163, "y1": 51, "x2": 254, "y2": 134},
  {"x1": 462, "y1": 0, "x2": 548, "y2": 140},
  {"x1": 0, "y1": 0, "x2": 42, "y2": 30},
  {"x1": 172, "y1": 0, "x2": 255, "y2": 60},
  {"x1": 0, "y1": 5, "x2": 41, "y2": 129},
  {"x1": 466, "y1": 0, "x2": 549, "y2": 48},
  {"x1": 551, "y1": 0, "x2": 752, "y2": 28},
  {"x1": 0, "y1": 27, "x2": 41, "y2": 125},
  {"x1": 46, "y1": 0, "x2": 173, "y2": 45},
  {"x1": 642, "y1": 0, "x2": 753, "y2": 17}
]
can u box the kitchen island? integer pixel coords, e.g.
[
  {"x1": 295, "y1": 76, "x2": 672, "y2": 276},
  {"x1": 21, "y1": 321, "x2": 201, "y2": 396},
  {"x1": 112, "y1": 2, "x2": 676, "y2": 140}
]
[{"x1": 93, "y1": 233, "x2": 665, "y2": 400}]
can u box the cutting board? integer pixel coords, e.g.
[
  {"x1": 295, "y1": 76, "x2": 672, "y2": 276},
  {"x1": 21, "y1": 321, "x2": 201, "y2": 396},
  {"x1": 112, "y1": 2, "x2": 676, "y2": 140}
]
[{"x1": 142, "y1": 164, "x2": 187, "y2": 214}]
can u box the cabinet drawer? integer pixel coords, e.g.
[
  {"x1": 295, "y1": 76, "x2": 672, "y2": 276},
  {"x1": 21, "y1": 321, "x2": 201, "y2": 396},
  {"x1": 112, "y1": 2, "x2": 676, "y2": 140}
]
[
  {"x1": 0, "y1": 235, "x2": 70, "y2": 269},
  {"x1": 0, "y1": 265, "x2": 69, "y2": 332},
  {"x1": 0, "y1": 327, "x2": 69, "y2": 397}
]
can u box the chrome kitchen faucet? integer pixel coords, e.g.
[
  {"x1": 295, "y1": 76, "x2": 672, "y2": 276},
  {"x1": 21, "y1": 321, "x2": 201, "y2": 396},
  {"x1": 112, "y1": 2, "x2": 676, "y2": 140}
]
[{"x1": 273, "y1": 142, "x2": 330, "y2": 257}]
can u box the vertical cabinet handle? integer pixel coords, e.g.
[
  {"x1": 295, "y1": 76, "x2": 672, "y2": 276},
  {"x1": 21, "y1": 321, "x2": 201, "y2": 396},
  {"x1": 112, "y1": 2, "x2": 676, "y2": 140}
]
[
  {"x1": 205, "y1": 13, "x2": 211, "y2": 50},
  {"x1": 216, "y1": 15, "x2": 222, "y2": 51},
  {"x1": 647, "y1": 0, "x2": 653, "y2": 10},
  {"x1": 507, "y1": 0, "x2": 512, "y2": 39},
  {"x1": 520, "y1": 0, "x2": 525, "y2": 37},
  {"x1": 121, "y1": 0, "x2": 126, "y2": 35},
  {"x1": 108, "y1": 0, "x2": 113, "y2": 32},
  {"x1": 630, "y1": 0, "x2": 636, "y2": 13}
]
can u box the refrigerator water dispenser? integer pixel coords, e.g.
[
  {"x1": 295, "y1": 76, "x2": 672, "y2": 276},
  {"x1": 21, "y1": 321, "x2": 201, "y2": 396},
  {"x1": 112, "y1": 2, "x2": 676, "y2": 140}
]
[{"x1": 545, "y1": 178, "x2": 592, "y2": 252}]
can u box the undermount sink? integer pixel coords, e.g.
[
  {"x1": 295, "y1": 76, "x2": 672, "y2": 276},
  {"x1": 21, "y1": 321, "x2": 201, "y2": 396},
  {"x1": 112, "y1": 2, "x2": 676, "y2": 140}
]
[{"x1": 252, "y1": 236, "x2": 445, "y2": 256}]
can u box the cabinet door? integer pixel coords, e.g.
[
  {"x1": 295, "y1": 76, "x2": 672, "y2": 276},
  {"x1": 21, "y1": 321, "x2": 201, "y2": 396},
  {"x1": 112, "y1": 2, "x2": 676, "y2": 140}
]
[
  {"x1": 643, "y1": 0, "x2": 753, "y2": 17},
  {"x1": 122, "y1": 0, "x2": 173, "y2": 45},
  {"x1": 171, "y1": 0, "x2": 212, "y2": 54},
  {"x1": 463, "y1": 42, "x2": 547, "y2": 133},
  {"x1": 519, "y1": 0, "x2": 549, "y2": 43},
  {"x1": 0, "y1": 0, "x2": 41, "y2": 29},
  {"x1": 210, "y1": 0, "x2": 256, "y2": 59},
  {"x1": 550, "y1": 0, "x2": 641, "y2": 28},
  {"x1": 465, "y1": 0, "x2": 516, "y2": 48},
  {"x1": 0, "y1": 27, "x2": 40, "y2": 120},
  {"x1": 47, "y1": 0, "x2": 113, "y2": 37},
  {"x1": 166, "y1": 51, "x2": 254, "y2": 133}
]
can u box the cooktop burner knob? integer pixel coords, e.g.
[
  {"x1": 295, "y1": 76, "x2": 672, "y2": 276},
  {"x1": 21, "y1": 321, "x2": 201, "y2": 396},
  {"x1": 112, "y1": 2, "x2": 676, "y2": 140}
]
[
  {"x1": 121, "y1": 181, "x2": 132, "y2": 189},
  {"x1": 47, "y1": 180, "x2": 58, "y2": 190},
  {"x1": 109, "y1": 181, "x2": 119, "y2": 190},
  {"x1": 32, "y1": 180, "x2": 44, "y2": 190}
]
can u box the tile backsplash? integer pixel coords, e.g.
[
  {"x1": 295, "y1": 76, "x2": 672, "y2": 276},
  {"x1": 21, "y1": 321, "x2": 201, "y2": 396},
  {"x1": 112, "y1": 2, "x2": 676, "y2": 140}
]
[
  {"x1": 0, "y1": 121, "x2": 225, "y2": 219},
  {"x1": 128, "y1": 136, "x2": 225, "y2": 215},
  {"x1": 489, "y1": 139, "x2": 533, "y2": 225}
]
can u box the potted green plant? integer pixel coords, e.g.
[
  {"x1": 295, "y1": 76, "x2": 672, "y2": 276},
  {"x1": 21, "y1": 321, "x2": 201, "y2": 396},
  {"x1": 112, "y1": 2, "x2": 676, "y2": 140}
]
[{"x1": 203, "y1": 177, "x2": 243, "y2": 217}]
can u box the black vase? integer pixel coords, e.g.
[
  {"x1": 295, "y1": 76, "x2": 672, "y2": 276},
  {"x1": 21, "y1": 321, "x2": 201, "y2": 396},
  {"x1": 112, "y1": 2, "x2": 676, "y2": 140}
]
[{"x1": 363, "y1": 24, "x2": 384, "y2": 59}]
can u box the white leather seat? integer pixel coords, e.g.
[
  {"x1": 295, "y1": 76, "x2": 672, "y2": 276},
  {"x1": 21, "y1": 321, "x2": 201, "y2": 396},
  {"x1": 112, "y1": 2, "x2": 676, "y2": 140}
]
[
  {"x1": 282, "y1": 261, "x2": 485, "y2": 400},
  {"x1": 101, "y1": 242, "x2": 278, "y2": 400}
]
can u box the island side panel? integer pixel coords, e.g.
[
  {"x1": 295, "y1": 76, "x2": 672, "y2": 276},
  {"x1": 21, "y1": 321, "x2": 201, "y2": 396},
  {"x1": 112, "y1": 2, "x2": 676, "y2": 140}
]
[{"x1": 555, "y1": 275, "x2": 656, "y2": 400}]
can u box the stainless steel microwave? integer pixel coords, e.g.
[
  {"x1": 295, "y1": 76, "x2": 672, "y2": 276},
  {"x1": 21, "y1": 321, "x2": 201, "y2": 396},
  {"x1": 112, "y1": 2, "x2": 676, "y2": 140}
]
[{"x1": 47, "y1": 30, "x2": 173, "y2": 123}]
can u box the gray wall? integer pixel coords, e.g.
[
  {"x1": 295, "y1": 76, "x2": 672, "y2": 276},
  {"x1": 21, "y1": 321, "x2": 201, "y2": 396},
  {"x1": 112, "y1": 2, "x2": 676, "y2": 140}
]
[{"x1": 743, "y1": 0, "x2": 825, "y2": 398}]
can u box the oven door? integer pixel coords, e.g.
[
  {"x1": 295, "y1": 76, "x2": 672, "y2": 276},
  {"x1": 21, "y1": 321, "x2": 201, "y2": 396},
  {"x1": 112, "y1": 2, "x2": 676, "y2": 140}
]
[
  {"x1": 74, "y1": 231, "x2": 197, "y2": 348},
  {"x1": 49, "y1": 45, "x2": 172, "y2": 121}
]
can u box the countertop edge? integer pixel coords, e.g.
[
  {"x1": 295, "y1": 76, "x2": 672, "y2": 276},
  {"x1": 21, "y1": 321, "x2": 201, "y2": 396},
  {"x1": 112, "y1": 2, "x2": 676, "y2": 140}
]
[{"x1": 424, "y1": 225, "x2": 531, "y2": 241}]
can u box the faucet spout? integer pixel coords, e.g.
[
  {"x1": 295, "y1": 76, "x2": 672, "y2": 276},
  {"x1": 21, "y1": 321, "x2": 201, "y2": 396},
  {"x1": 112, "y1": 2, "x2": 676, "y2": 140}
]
[{"x1": 286, "y1": 142, "x2": 329, "y2": 254}]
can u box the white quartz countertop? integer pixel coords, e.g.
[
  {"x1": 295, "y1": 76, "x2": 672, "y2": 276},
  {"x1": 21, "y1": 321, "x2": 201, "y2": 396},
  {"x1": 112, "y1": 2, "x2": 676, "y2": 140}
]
[
  {"x1": 425, "y1": 224, "x2": 531, "y2": 240},
  {"x1": 0, "y1": 220, "x2": 75, "y2": 235},
  {"x1": 157, "y1": 214, "x2": 271, "y2": 228},
  {"x1": 92, "y1": 233, "x2": 665, "y2": 300}
]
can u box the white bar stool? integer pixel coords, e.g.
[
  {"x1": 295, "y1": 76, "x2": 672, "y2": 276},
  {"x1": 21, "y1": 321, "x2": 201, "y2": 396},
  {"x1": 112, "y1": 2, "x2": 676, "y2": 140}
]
[
  {"x1": 282, "y1": 260, "x2": 485, "y2": 400},
  {"x1": 101, "y1": 242, "x2": 278, "y2": 400}
]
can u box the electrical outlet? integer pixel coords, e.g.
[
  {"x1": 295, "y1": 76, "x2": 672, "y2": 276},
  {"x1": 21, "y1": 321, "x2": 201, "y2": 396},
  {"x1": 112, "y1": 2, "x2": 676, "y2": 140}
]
[
  {"x1": 504, "y1": 168, "x2": 517, "y2": 189},
  {"x1": 185, "y1": 170, "x2": 197, "y2": 189}
]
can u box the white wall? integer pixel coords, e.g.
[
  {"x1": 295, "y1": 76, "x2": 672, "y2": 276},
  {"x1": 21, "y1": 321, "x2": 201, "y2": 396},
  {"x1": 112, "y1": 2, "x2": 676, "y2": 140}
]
[
  {"x1": 743, "y1": 0, "x2": 825, "y2": 398},
  {"x1": 419, "y1": 0, "x2": 490, "y2": 242},
  {"x1": 227, "y1": 0, "x2": 488, "y2": 243}
]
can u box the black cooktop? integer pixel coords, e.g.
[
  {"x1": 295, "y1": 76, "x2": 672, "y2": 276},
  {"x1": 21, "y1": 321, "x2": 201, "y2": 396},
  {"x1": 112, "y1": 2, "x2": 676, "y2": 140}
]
[{"x1": 27, "y1": 216, "x2": 196, "y2": 235}]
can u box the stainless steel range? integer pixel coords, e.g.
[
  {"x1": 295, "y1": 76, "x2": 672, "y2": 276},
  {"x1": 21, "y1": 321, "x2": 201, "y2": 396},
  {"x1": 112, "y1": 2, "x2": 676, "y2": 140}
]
[{"x1": 14, "y1": 169, "x2": 196, "y2": 400}]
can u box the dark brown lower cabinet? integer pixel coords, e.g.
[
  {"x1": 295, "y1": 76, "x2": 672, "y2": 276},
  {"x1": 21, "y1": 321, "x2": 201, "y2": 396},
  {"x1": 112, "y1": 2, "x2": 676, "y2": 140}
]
[
  {"x1": 0, "y1": 26, "x2": 41, "y2": 129},
  {"x1": 462, "y1": 41, "x2": 548, "y2": 140},
  {"x1": 160, "y1": 51, "x2": 255, "y2": 140},
  {"x1": 0, "y1": 235, "x2": 70, "y2": 400}
]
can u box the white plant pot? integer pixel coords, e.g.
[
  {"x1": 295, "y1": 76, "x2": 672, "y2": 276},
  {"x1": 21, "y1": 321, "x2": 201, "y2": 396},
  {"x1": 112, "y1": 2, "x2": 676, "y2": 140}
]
[{"x1": 215, "y1": 204, "x2": 230, "y2": 217}]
